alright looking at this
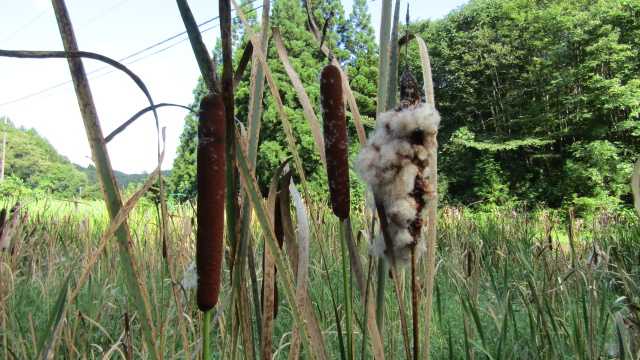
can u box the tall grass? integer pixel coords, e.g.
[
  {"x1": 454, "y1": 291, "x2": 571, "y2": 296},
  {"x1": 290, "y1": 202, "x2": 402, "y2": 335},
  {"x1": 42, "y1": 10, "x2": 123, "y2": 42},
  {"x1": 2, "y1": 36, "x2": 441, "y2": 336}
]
[{"x1": 1, "y1": 199, "x2": 639, "y2": 358}]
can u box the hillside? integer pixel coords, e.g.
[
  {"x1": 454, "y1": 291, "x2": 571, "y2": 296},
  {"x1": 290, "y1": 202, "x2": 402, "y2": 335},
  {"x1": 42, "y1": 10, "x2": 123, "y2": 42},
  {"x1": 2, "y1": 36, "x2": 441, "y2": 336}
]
[
  {"x1": 0, "y1": 118, "x2": 95, "y2": 198},
  {"x1": 75, "y1": 164, "x2": 169, "y2": 189},
  {"x1": 0, "y1": 119, "x2": 167, "y2": 198}
]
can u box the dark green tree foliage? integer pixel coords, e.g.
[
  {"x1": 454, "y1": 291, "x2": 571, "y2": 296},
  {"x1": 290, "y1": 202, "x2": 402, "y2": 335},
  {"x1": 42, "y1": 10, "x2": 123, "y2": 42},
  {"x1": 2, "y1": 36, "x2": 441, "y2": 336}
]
[
  {"x1": 406, "y1": 0, "x2": 640, "y2": 211},
  {"x1": 169, "y1": 0, "x2": 373, "y2": 201},
  {"x1": 0, "y1": 118, "x2": 92, "y2": 198},
  {"x1": 254, "y1": 0, "x2": 328, "y2": 194},
  {"x1": 342, "y1": 0, "x2": 378, "y2": 120},
  {"x1": 168, "y1": 0, "x2": 257, "y2": 201},
  {"x1": 169, "y1": 80, "x2": 207, "y2": 201}
]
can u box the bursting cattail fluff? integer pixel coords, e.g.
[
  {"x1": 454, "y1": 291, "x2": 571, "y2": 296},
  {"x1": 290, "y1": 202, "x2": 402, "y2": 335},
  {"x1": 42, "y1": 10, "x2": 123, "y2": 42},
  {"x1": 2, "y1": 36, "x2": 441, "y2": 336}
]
[
  {"x1": 196, "y1": 93, "x2": 226, "y2": 311},
  {"x1": 320, "y1": 64, "x2": 350, "y2": 219},
  {"x1": 357, "y1": 71, "x2": 440, "y2": 265}
]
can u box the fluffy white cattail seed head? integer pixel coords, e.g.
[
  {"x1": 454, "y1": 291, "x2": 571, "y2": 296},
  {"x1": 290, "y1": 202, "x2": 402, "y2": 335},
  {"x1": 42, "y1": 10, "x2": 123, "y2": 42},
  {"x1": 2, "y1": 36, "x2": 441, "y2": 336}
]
[{"x1": 357, "y1": 102, "x2": 440, "y2": 266}]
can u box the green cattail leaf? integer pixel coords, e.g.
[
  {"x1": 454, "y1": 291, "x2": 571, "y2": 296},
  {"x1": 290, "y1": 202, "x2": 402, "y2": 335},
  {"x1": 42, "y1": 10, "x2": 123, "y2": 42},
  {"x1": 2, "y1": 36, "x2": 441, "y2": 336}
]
[
  {"x1": 376, "y1": 0, "x2": 394, "y2": 116},
  {"x1": 175, "y1": 0, "x2": 218, "y2": 92},
  {"x1": 386, "y1": 0, "x2": 401, "y2": 110}
]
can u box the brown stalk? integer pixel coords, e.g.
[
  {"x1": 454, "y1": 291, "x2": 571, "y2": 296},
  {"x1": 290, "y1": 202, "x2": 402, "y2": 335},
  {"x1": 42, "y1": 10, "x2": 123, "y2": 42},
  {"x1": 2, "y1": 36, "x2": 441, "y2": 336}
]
[
  {"x1": 196, "y1": 94, "x2": 226, "y2": 311},
  {"x1": 261, "y1": 164, "x2": 288, "y2": 359}
]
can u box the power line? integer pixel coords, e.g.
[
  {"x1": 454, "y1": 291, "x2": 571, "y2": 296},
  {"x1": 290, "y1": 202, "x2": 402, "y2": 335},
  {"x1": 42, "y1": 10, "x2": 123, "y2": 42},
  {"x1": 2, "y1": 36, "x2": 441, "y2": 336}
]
[
  {"x1": 0, "y1": 10, "x2": 48, "y2": 44},
  {"x1": 90, "y1": 21, "x2": 223, "y2": 81},
  {"x1": 77, "y1": 0, "x2": 132, "y2": 28},
  {"x1": 1, "y1": 0, "x2": 131, "y2": 44},
  {"x1": 0, "y1": 0, "x2": 261, "y2": 107}
]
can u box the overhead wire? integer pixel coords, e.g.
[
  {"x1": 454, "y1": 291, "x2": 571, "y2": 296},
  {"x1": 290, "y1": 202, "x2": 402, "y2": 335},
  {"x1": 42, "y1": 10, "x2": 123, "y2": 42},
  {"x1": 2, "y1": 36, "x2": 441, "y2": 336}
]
[
  {"x1": 0, "y1": 10, "x2": 48, "y2": 44},
  {"x1": 0, "y1": 0, "x2": 261, "y2": 107}
]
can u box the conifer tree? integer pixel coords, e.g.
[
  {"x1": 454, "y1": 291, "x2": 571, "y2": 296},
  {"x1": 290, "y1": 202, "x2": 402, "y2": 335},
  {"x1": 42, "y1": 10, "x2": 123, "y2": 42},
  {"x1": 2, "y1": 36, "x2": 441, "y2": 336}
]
[{"x1": 343, "y1": 0, "x2": 378, "y2": 120}]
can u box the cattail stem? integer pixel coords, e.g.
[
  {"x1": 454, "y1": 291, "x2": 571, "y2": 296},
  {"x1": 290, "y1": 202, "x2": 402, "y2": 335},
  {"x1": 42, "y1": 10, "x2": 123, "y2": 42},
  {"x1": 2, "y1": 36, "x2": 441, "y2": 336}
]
[
  {"x1": 411, "y1": 247, "x2": 419, "y2": 360},
  {"x1": 375, "y1": 259, "x2": 387, "y2": 332},
  {"x1": 339, "y1": 219, "x2": 354, "y2": 360},
  {"x1": 203, "y1": 310, "x2": 212, "y2": 359},
  {"x1": 421, "y1": 132, "x2": 438, "y2": 360}
]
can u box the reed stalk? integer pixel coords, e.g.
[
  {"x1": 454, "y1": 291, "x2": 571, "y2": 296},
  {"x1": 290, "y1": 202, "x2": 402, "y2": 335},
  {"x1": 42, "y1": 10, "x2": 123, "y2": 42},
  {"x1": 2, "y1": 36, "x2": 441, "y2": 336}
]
[
  {"x1": 50, "y1": 1, "x2": 158, "y2": 357},
  {"x1": 203, "y1": 310, "x2": 212, "y2": 359},
  {"x1": 339, "y1": 220, "x2": 354, "y2": 359},
  {"x1": 238, "y1": 0, "x2": 271, "y2": 345},
  {"x1": 375, "y1": 0, "x2": 394, "y2": 334}
]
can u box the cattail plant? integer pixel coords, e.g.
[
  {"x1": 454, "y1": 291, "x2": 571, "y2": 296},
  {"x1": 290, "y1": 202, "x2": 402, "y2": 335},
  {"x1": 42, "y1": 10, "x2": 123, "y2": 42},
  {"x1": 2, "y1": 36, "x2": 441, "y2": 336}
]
[
  {"x1": 358, "y1": 51, "x2": 440, "y2": 357},
  {"x1": 321, "y1": 63, "x2": 354, "y2": 359},
  {"x1": 356, "y1": 71, "x2": 440, "y2": 266},
  {"x1": 196, "y1": 93, "x2": 226, "y2": 311},
  {"x1": 196, "y1": 93, "x2": 226, "y2": 359}
]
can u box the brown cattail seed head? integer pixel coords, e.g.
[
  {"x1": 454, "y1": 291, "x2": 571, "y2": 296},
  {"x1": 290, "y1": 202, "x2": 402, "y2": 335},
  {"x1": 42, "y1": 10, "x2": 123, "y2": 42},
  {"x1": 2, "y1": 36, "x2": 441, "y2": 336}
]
[
  {"x1": 321, "y1": 64, "x2": 350, "y2": 220},
  {"x1": 196, "y1": 93, "x2": 226, "y2": 311},
  {"x1": 399, "y1": 70, "x2": 422, "y2": 109}
]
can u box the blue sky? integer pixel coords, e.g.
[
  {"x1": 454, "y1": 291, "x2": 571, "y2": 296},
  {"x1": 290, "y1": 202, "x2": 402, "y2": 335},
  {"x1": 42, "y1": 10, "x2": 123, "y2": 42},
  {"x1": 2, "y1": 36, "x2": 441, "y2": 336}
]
[{"x1": 0, "y1": 0, "x2": 467, "y2": 173}]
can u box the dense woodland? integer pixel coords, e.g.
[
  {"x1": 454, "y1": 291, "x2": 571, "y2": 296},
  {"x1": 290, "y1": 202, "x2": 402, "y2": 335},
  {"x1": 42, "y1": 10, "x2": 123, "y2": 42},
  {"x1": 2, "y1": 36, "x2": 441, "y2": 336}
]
[
  {"x1": 168, "y1": 0, "x2": 640, "y2": 215},
  {"x1": 2, "y1": 0, "x2": 639, "y2": 215}
]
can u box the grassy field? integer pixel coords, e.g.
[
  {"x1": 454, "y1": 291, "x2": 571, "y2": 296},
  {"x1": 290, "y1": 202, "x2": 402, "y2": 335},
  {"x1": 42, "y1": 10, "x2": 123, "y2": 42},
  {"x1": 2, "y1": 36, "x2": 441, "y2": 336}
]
[{"x1": 1, "y1": 196, "x2": 639, "y2": 359}]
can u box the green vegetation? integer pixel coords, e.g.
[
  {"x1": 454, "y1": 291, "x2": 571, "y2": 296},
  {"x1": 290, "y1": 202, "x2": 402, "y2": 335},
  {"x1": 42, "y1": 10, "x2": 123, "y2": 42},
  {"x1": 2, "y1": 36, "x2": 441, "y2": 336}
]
[
  {"x1": 2, "y1": 0, "x2": 640, "y2": 358},
  {"x1": 168, "y1": 0, "x2": 640, "y2": 215},
  {"x1": 406, "y1": 0, "x2": 640, "y2": 212},
  {"x1": 0, "y1": 118, "x2": 95, "y2": 198},
  {"x1": 0, "y1": 118, "x2": 169, "y2": 199},
  {"x1": 169, "y1": 0, "x2": 378, "y2": 203},
  {"x1": 2, "y1": 200, "x2": 639, "y2": 358}
]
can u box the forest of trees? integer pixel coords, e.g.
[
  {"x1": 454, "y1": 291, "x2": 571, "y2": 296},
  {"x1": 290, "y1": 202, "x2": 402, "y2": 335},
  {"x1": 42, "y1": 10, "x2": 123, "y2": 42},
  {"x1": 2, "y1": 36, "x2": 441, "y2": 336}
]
[
  {"x1": 0, "y1": 118, "x2": 94, "y2": 198},
  {"x1": 168, "y1": 0, "x2": 640, "y2": 214},
  {"x1": 2, "y1": 0, "x2": 638, "y2": 215}
]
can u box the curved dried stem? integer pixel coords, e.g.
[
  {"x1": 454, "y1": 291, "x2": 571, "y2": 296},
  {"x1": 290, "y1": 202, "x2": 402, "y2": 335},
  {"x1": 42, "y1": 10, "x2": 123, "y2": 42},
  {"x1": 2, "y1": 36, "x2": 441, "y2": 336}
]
[{"x1": 105, "y1": 103, "x2": 193, "y2": 143}]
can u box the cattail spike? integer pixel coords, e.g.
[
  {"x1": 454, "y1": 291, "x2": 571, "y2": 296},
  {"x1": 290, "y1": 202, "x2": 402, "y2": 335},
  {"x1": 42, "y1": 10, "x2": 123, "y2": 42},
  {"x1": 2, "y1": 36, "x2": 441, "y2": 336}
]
[
  {"x1": 196, "y1": 93, "x2": 226, "y2": 311},
  {"x1": 399, "y1": 70, "x2": 422, "y2": 109},
  {"x1": 321, "y1": 64, "x2": 350, "y2": 220}
]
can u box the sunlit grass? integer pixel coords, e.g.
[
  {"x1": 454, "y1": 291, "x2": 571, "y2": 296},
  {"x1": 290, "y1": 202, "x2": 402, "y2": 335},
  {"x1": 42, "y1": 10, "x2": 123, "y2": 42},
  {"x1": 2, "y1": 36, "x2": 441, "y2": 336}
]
[{"x1": 1, "y1": 198, "x2": 638, "y2": 358}]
